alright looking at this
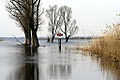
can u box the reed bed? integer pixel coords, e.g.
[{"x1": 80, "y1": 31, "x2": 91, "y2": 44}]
[{"x1": 83, "y1": 24, "x2": 120, "y2": 62}]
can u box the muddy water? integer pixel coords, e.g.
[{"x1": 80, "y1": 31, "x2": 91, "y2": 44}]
[{"x1": 0, "y1": 38, "x2": 120, "y2": 80}]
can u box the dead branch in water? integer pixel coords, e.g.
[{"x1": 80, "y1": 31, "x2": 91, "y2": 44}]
[{"x1": 12, "y1": 35, "x2": 24, "y2": 46}]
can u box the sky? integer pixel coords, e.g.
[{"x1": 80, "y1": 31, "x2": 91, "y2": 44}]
[{"x1": 0, "y1": 0, "x2": 120, "y2": 37}]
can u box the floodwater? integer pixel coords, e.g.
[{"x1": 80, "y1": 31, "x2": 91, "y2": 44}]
[{"x1": 0, "y1": 37, "x2": 120, "y2": 80}]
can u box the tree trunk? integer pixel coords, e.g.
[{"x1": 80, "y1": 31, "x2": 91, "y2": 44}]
[
  {"x1": 51, "y1": 35, "x2": 55, "y2": 42},
  {"x1": 65, "y1": 34, "x2": 69, "y2": 42},
  {"x1": 24, "y1": 30, "x2": 31, "y2": 46},
  {"x1": 66, "y1": 37, "x2": 69, "y2": 42},
  {"x1": 32, "y1": 30, "x2": 39, "y2": 47},
  {"x1": 65, "y1": 36, "x2": 70, "y2": 42}
]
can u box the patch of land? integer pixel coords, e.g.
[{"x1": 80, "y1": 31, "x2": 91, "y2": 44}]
[
  {"x1": 0, "y1": 40, "x2": 3, "y2": 41},
  {"x1": 39, "y1": 36, "x2": 100, "y2": 40}
]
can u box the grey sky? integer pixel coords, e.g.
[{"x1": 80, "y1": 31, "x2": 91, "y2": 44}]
[{"x1": 0, "y1": 0, "x2": 120, "y2": 37}]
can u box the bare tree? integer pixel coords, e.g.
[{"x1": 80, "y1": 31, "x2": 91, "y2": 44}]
[
  {"x1": 6, "y1": 0, "x2": 31, "y2": 46},
  {"x1": 65, "y1": 19, "x2": 78, "y2": 41},
  {"x1": 46, "y1": 5, "x2": 63, "y2": 42},
  {"x1": 30, "y1": 0, "x2": 44, "y2": 47},
  {"x1": 59, "y1": 6, "x2": 78, "y2": 42},
  {"x1": 7, "y1": 0, "x2": 43, "y2": 47}
]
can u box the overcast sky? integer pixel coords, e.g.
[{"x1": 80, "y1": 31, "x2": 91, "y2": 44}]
[{"x1": 0, "y1": 0, "x2": 120, "y2": 37}]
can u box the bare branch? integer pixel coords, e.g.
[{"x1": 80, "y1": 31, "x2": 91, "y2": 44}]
[
  {"x1": 12, "y1": 0, "x2": 27, "y2": 10},
  {"x1": 59, "y1": 6, "x2": 78, "y2": 42},
  {"x1": 46, "y1": 5, "x2": 63, "y2": 36},
  {"x1": 10, "y1": 0, "x2": 23, "y2": 15}
]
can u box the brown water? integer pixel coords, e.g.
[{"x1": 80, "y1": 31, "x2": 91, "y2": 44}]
[{"x1": 0, "y1": 38, "x2": 120, "y2": 80}]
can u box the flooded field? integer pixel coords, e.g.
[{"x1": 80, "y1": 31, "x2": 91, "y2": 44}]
[{"x1": 0, "y1": 37, "x2": 120, "y2": 80}]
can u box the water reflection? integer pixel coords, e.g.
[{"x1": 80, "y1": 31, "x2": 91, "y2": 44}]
[
  {"x1": 100, "y1": 61, "x2": 120, "y2": 80},
  {"x1": 1, "y1": 39, "x2": 120, "y2": 80},
  {"x1": 8, "y1": 47, "x2": 39, "y2": 80},
  {"x1": 37, "y1": 47, "x2": 72, "y2": 80},
  {"x1": 48, "y1": 64, "x2": 72, "y2": 80},
  {"x1": 6, "y1": 46, "x2": 73, "y2": 80},
  {"x1": 88, "y1": 53, "x2": 120, "y2": 80}
]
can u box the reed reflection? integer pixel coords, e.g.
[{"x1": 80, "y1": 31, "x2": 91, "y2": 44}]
[
  {"x1": 88, "y1": 53, "x2": 120, "y2": 80},
  {"x1": 100, "y1": 61, "x2": 120, "y2": 80}
]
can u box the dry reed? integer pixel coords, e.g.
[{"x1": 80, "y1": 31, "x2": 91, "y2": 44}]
[{"x1": 84, "y1": 24, "x2": 120, "y2": 62}]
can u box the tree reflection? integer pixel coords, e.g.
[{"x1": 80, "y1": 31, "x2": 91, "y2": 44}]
[
  {"x1": 22, "y1": 47, "x2": 39, "y2": 80},
  {"x1": 9, "y1": 46, "x2": 39, "y2": 80},
  {"x1": 47, "y1": 49, "x2": 72, "y2": 80},
  {"x1": 48, "y1": 64, "x2": 72, "y2": 80}
]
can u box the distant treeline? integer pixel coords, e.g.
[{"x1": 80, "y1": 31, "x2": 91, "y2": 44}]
[{"x1": 38, "y1": 36, "x2": 100, "y2": 40}]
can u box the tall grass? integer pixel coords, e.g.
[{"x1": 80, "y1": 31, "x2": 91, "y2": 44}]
[{"x1": 86, "y1": 24, "x2": 120, "y2": 62}]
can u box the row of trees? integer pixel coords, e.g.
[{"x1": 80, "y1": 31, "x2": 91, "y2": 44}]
[
  {"x1": 7, "y1": 0, "x2": 43, "y2": 47},
  {"x1": 7, "y1": 0, "x2": 78, "y2": 47},
  {"x1": 46, "y1": 5, "x2": 78, "y2": 42}
]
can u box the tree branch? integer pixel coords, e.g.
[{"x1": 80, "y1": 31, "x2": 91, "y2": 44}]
[{"x1": 10, "y1": 0, "x2": 23, "y2": 15}]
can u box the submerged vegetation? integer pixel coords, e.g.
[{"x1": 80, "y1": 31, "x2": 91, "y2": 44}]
[{"x1": 82, "y1": 23, "x2": 120, "y2": 62}]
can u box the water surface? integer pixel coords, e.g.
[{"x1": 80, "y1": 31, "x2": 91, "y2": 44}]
[{"x1": 0, "y1": 37, "x2": 120, "y2": 80}]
